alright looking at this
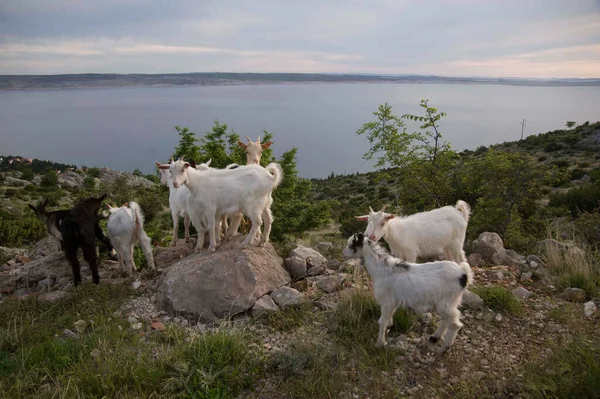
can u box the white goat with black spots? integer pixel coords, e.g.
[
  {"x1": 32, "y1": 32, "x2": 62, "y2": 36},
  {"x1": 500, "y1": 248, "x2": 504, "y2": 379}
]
[{"x1": 342, "y1": 229, "x2": 473, "y2": 353}]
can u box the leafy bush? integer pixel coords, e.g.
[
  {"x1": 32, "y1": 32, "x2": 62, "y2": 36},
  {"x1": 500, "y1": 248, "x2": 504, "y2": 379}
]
[
  {"x1": 40, "y1": 170, "x2": 58, "y2": 187},
  {"x1": 0, "y1": 208, "x2": 46, "y2": 247},
  {"x1": 551, "y1": 159, "x2": 570, "y2": 168}
]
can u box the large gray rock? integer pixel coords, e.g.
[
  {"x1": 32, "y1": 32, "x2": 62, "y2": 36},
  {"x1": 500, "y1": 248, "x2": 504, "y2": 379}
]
[
  {"x1": 158, "y1": 237, "x2": 290, "y2": 322},
  {"x1": 471, "y1": 232, "x2": 505, "y2": 259},
  {"x1": 4, "y1": 176, "x2": 32, "y2": 187},
  {"x1": 58, "y1": 171, "x2": 84, "y2": 188},
  {"x1": 270, "y1": 286, "x2": 304, "y2": 308},
  {"x1": 290, "y1": 245, "x2": 327, "y2": 269},
  {"x1": 154, "y1": 245, "x2": 194, "y2": 269},
  {"x1": 99, "y1": 168, "x2": 155, "y2": 188}
]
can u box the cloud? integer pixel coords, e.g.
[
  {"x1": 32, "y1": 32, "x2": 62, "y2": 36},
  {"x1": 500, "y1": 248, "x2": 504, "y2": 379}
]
[{"x1": 0, "y1": 0, "x2": 599, "y2": 77}]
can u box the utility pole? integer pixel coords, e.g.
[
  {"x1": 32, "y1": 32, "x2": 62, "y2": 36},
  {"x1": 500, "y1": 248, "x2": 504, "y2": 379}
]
[{"x1": 520, "y1": 118, "x2": 526, "y2": 140}]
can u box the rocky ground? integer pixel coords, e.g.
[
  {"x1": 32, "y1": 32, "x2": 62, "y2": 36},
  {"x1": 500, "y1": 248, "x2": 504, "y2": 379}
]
[{"x1": 0, "y1": 231, "x2": 598, "y2": 398}]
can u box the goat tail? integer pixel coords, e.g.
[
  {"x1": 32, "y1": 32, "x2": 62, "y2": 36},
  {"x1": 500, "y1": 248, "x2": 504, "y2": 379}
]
[
  {"x1": 455, "y1": 200, "x2": 471, "y2": 221},
  {"x1": 128, "y1": 201, "x2": 145, "y2": 227},
  {"x1": 458, "y1": 261, "x2": 474, "y2": 287},
  {"x1": 265, "y1": 162, "x2": 284, "y2": 189}
]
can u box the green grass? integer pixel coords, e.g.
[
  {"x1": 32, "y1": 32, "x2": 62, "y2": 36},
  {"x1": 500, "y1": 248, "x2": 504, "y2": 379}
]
[
  {"x1": 0, "y1": 283, "x2": 264, "y2": 399},
  {"x1": 331, "y1": 290, "x2": 416, "y2": 370},
  {"x1": 260, "y1": 303, "x2": 315, "y2": 332},
  {"x1": 269, "y1": 341, "x2": 345, "y2": 398},
  {"x1": 471, "y1": 286, "x2": 524, "y2": 315},
  {"x1": 524, "y1": 335, "x2": 600, "y2": 398}
]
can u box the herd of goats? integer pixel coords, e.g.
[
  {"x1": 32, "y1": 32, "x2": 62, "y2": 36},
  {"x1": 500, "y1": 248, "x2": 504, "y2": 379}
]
[{"x1": 26, "y1": 136, "x2": 474, "y2": 353}]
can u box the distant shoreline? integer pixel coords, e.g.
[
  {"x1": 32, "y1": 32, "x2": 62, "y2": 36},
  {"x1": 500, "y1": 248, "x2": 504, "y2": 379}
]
[{"x1": 2, "y1": 72, "x2": 599, "y2": 91}]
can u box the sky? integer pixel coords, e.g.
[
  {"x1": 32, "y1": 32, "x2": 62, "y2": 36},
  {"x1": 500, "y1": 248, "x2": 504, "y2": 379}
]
[{"x1": 1, "y1": 0, "x2": 599, "y2": 78}]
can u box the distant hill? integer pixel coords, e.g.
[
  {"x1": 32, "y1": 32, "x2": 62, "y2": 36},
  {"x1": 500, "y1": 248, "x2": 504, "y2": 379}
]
[{"x1": 2, "y1": 72, "x2": 600, "y2": 90}]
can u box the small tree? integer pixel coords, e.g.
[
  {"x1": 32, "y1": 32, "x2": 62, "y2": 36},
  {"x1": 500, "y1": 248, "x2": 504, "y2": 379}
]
[
  {"x1": 132, "y1": 168, "x2": 143, "y2": 177},
  {"x1": 566, "y1": 121, "x2": 577, "y2": 130},
  {"x1": 356, "y1": 100, "x2": 458, "y2": 208},
  {"x1": 173, "y1": 126, "x2": 202, "y2": 162}
]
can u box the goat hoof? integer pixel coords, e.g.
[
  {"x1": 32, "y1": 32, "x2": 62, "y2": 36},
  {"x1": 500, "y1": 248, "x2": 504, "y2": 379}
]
[{"x1": 375, "y1": 341, "x2": 387, "y2": 348}]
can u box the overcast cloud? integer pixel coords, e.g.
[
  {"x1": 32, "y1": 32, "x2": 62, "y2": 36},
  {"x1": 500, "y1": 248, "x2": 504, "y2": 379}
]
[{"x1": 1, "y1": 0, "x2": 599, "y2": 77}]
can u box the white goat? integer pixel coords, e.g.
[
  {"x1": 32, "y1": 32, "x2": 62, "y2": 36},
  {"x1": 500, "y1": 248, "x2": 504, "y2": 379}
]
[
  {"x1": 225, "y1": 136, "x2": 274, "y2": 237},
  {"x1": 355, "y1": 200, "x2": 470, "y2": 263},
  {"x1": 156, "y1": 160, "x2": 192, "y2": 246},
  {"x1": 342, "y1": 230, "x2": 473, "y2": 352},
  {"x1": 160, "y1": 157, "x2": 283, "y2": 251},
  {"x1": 106, "y1": 201, "x2": 155, "y2": 275}
]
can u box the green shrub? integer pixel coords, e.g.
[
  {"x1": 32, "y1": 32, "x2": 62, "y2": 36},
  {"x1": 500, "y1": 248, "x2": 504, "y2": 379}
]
[
  {"x1": 471, "y1": 286, "x2": 523, "y2": 315},
  {"x1": 551, "y1": 159, "x2": 570, "y2": 168},
  {"x1": 537, "y1": 155, "x2": 547, "y2": 162},
  {"x1": 548, "y1": 184, "x2": 600, "y2": 216},
  {"x1": 87, "y1": 167, "x2": 101, "y2": 178},
  {"x1": 40, "y1": 170, "x2": 58, "y2": 187}
]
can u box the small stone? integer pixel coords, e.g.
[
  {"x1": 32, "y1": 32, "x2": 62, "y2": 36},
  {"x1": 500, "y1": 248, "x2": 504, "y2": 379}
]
[
  {"x1": 583, "y1": 301, "x2": 597, "y2": 317},
  {"x1": 494, "y1": 271, "x2": 504, "y2": 280},
  {"x1": 37, "y1": 290, "x2": 68, "y2": 303},
  {"x1": 132, "y1": 279, "x2": 142, "y2": 289},
  {"x1": 173, "y1": 317, "x2": 181, "y2": 324},
  {"x1": 559, "y1": 287, "x2": 586, "y2": 303},
  {"x1": 180, "y1": 319, "x2": 189, "y2": 327},
  {"x1": 529, "y1": 261, "x2": 539, "y2": 269},
  {"x1": 163, "y1": 316, "x2": 171, "y2": 323},
  {"x1": 291, "y1": 279, "x2": 308, "y2": 292},
  {"x1": 16, "y1": 255, "x2": 30, "y2": 264},
  {"x1": 284, "y1": 256, "x2": 307, "y2": 280},
  {"x1": 127, "y1": 316, "x2": 139, "y2": 324},
  {"x1": 513, "y1": 287, "x2": 533, "y2": 299},
  {"x1": 151, "y1": 321, "x2": 166, "y2": 331},
  {"x1": 7, "y1": 260, "x2": 16, "y2": 266},
  {"x1": 132, "y1": 322, "x2": 143, "y2": 330},
  {"x1": 327, "y1": 259, "x2": 342, "y2": 270},
  {"x1": 90, "y1": 348, "x2": 101, "y2": 359},
  {"x1": 270, "y1": 287, "x2": 304, "y2": 308},
  {"x1": 62, "y1": 329, "x2": 78, "y2": 339},
  {"x1": 74, "y1": 319, "x2": 88, "y2": 334},
  {"x1": 546, "y1": 322, "x2": 561, "y2": 333},
  {"x1": 307, "y1": 265, "x2": 326, "y2": 277},
  {"x1": 495, "y1": 313, "x2": 503, "y2": 322},
  {"x1": 461, "y1": 290, "x2": 484, "y2": 310},
  {"x1": 252, "y1": 295, "x2": 280, "y2": 317},
  {"x1": 520, "y1": 272, "x2": 532, "y2": 282},
  {"x1": 315, "y1": 275, "x2": 342, "y2": 293}
]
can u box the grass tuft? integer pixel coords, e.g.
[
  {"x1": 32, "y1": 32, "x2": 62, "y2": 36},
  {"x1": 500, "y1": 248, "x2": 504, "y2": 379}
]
[
  {"x1": 331, "y1": 290, "x2": 415, "y2": 370},
  {"x1": 472, "y1": 286, "x2": 523, "y2": 315},
  {"x1": 524, "y1": 335, "x2": 600, "y2": 398}
]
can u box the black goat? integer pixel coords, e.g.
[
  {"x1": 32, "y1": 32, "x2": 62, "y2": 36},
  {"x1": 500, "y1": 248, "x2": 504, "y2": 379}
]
[
  {"x1": 28, "y1": 199, "x2": 112, "y2": 252},
  {"x1": 59, "y1": 193, "x2": 114, "y2": 285},
  {"x1": 28, "y1": 199, "x2": 69, "y2": 250}
]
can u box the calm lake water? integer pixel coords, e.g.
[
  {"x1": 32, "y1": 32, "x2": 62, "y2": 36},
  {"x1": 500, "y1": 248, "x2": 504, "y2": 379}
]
[{"x1": 1, "y1": 83, "x2": 599, "y2": 178}]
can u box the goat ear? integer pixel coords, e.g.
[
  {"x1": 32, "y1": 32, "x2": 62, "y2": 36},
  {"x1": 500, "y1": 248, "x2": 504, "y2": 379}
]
[
  {"x1": 237, "y1": 140, "x2": 248, "y2": 150},
  {"x1": 155, "y1": 162, "x2": 170, "y2": 170},
  {"x1": 106, "y1": 203, "x2": 113, "y2": 210},
  {"x1": 206, "y1": 159, "x2": 212, "y2": 166},
  {"x1": 356, "y1": 233, "x2": 365, "y2": 244},
  {"x1": 122, "y1": 202, "x2": 128, "y2": 207},
  {"x1": 355, "y1": 215, "x2": 369, "y2": 221},
  {"x1": 385, "y1": 214, "x2": 395, "y2": 220},
  {"x1": 261, "y1": 141, "x2": 272, "y2": 149},
  {"x1": 183, "y1": 162, "x2": 192, "y2": 169},
  {"x1": 187, "y1": 159, "x2": 197, "y2": 168}
]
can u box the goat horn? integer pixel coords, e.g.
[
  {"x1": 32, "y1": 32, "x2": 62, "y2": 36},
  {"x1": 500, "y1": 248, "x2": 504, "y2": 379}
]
[
  {"x1": 246, "y1": 136, "x2": 252, "y2": 143},
  {"x1": 369, "y1": 206, "x2": 374, "y2": 213},
  {"x1": 257, "y1": 136, "x2": 261, "y2": 143},
  {"x1": 380, "y1": 204, "x2": 388, "y2": 212}
]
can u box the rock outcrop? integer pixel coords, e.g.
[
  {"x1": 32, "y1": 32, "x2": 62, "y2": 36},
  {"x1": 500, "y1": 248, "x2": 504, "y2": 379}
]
[{"x1": 158, "y1": 236, "x2": 290, "y2": 322}]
